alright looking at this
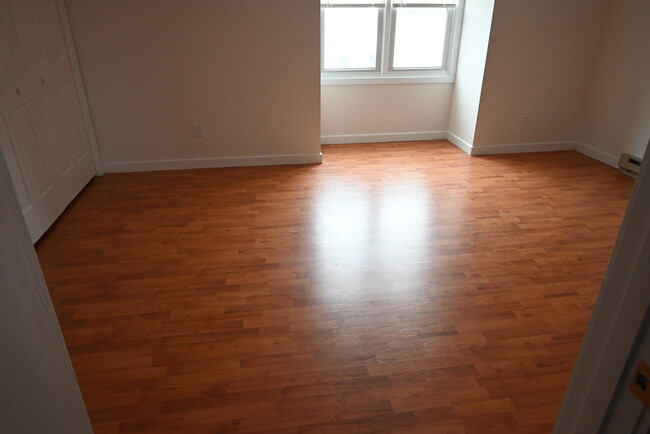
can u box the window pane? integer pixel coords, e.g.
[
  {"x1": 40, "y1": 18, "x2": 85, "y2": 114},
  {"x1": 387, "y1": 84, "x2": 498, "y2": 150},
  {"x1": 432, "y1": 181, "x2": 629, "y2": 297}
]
[
  {"x1": 392, "y1": 7, "x2": 448, "y2": 69},
  {"x1": 323, "y1": 8, "x2": 379, "y2": 70},
  {"x1": 322, "y1": 0, "x2": 386, "y2": 4},
  {"x1": 392, "y1": 0, "x2": 456, "y2": 4}
]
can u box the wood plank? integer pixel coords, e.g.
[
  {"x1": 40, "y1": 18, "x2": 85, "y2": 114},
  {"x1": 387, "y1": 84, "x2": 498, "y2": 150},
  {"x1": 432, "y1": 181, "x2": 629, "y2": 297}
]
[{"x1": 36, "y1": 141, "x2": 633, "y2": 433}]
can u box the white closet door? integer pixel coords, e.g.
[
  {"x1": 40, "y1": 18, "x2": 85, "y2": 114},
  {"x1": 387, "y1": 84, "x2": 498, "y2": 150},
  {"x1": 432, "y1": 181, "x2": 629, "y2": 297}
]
[
  {"x1": 0, "y1": 0, "x2": 95, "y2": 241},
  {"x1": 0, "y1": 0, "x2": 43, "y2": 240}
]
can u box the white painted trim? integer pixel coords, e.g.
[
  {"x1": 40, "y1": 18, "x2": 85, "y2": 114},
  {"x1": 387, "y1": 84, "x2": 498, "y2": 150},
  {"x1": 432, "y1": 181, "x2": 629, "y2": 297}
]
[
  {"x1": 102, "y1": 153, "x2": 323, "y2": 174},
  {"x1": 0, "y1": 151, "x2": 92, "y2": 433},
  {"x1": 55, "y1": 0, "x2": 104, "y2": 176},
  {"x1": 321, "y1": 131, "x2": 447, "y2": 145},
  {"x1": 100, "y1": 137, "x2": 623, "y2": 178},
  {"x1": 321, "y1": 75, "x2": 455, "y2": 86},
  {"x1": 321, "y1": 133, "x2": 624, "y2": 173},
  {"x1": 574, "y1": 142, "x2": 619, "y2": 168},
  {"x1": 446, "y1": 136, "x2": 623, "y2": 170},
  {"x1": 471, "y1": 141, "x2": 576, "y2": 156},
  {"x1": 446, "y1": 0, "x2": 464, "y2": 84},
  {"x1": 320, "y1": 1, "x2": 465, "y2": 87},
  {"x1": 554, "y1": 142, "x2": 650, "y2": 433},
  {"x1": 446, "y1": 131, "x2": 472, "y2": 155}
]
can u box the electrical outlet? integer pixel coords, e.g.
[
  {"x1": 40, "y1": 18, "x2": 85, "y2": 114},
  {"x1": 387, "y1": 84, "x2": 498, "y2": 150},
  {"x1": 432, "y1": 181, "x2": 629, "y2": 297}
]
[
  {"x1": 547, "y1": 111, "x2": 559, "y2": 124},
  {"x1": 520, "y1": 111, "x2": 531, "y2": 124},
  {"x1": 194, "y1": 122, "x2": 204, "y2": 137}
]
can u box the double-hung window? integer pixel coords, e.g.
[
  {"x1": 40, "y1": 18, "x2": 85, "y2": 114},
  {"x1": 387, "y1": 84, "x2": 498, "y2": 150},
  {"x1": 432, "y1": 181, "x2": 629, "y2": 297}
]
[{"x1": 321, "y1": 0, "x2": 464, "y2": 84}]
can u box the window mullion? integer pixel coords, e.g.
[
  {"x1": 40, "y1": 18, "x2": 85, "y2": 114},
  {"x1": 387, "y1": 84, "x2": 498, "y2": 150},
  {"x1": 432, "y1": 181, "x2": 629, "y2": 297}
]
[
  {"x1": 375, "y1": 7, "x2": 385, "y2": 72},
  {"x1": 380, "y1": 2, "x2": 393, "y2": 75},
  {"x1": 320, "y1": 9, "x2": 325, "y2": 73},
  {"x1": 441, "y1": 7, "x2": 453, "y2": 70}
]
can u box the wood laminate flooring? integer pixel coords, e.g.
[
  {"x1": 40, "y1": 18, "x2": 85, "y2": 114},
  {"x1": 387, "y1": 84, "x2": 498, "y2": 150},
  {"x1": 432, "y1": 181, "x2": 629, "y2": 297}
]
[{"x1": 36, "y1": 141, "x2": 634, "y2": 433}]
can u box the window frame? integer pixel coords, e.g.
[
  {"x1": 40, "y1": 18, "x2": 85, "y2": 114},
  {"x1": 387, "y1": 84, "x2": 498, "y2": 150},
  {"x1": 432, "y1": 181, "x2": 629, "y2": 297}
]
[
  {"x1": 320, "y1": 4, "x2": 385, "y2": 73},
  {"x1": 320, "y1": 0, "x2": 465, "y2": 85}
]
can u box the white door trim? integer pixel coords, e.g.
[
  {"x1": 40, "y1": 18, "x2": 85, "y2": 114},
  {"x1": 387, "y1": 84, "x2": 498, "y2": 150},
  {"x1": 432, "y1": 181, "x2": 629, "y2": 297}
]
[
  {"x1": 55, "y1": 0, "x2": 103, "y2": 176},
  {"x1": 0, "y1": 148, "x2": 92, "y2": 433},
  {"x1": 554, "y1": 140, "x2": 650, "y2": 433}
]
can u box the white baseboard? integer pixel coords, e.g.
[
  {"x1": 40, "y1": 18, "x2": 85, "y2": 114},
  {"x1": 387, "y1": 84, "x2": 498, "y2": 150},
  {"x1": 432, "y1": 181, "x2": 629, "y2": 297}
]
[
  {"x1": 574, "y1": 142, "x2": 619, "y2": 168},
  {"x1": 321, "y1": 131, "x2": 447, "y2": 145},
  {"x1": 446, "y1": 132, "x2": 472, "y2": 155},
  {"x1": 471, "y1": 141, "x2": 576, "y2": 156},
  {"x1": 449, "y1": 136, "x2": 620, "y2": 169},
  {"x1": 102, "y1": 153, "x2": 323, "y2": 174},
  {"x1": 100, "y1": 138, "x2": 622, "y2": 175}
]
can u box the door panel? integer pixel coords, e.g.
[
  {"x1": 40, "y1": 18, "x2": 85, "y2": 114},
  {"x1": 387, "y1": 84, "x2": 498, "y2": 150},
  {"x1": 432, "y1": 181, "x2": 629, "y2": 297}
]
[
  {"x1": 7, "y1": 0, "x2": 44, "y2": 65},
  {"x1": 0, "y1": 0, "x2": 95, "y2": 241},
  {"x1": 0, "y1": 8, "x2": 15, "y2": 71},
  {"x1": 60, "y1": 83, "x2": 89, "y2": 163},
  {"x1": 52, "y1": 81, "x2": 93, "y2": 206},
  {"x1": 7, "y1": 0, "x2": 50, "y2": 96},
  {"x1": 10, "y1": 103, "x2": 65, "y2": 230},
  {"x1": 41, "y1": 91, "x2": 72, "y2": 176},
  {"x1": 601, "y1": 311, "x2": 650, "y2": 433},
  {"x1": 32, "y1": 0, "x2": 67, "y2": 60},
  {"x1": 11, "y1": 106, "x2": 52, "y2": 197},
  {"x1": 31, "y1": 0, "x2": 72, "y2": 94},
  {"x1": 0, "y1": 113, "x2": 42, "y2": 240},
  {"x1": 0, "y1": 11, "x2": 31, "y2": 112}
]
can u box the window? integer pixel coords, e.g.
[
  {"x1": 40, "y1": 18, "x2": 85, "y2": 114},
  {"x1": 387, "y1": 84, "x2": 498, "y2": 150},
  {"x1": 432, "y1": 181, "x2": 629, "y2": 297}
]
[{"x1": 321, "y1": 0, "x2": 464, "y2": 84}]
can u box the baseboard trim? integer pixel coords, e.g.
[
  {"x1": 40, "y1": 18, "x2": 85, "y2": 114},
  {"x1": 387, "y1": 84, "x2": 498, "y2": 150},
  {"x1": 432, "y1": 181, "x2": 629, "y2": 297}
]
[
  {"x1": 102, "y1": 153, "x2": 323, "y2": 173},
  {"x1": 471, "y1": 141, "x2": 576, "y2": 156},
  {"x1": 574, "y1": 142, "x2": 619, "y2": 168},
  {"x1": 100, "y1": 139, "x2": 622, "y2": 174},
  {"x1": 446, "y1": 132, "x2": 472, "y2": 155},
  {"x1": 455, "y1": 138, "x2": 620, "y2": 169},
  {"x1": 321, "y1": 131, "x2": 447, "y2": 145}
]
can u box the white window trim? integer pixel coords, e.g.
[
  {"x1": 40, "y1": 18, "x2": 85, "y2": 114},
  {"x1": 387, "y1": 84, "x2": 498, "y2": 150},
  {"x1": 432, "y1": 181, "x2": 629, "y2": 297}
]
[{"x1": 321, "y1": 0, "x2": 465, "y2": 86}]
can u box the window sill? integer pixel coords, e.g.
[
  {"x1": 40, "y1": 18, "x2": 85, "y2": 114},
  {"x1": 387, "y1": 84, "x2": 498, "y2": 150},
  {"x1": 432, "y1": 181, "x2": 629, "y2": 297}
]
[{"x1": 320, "y1": 74, "x2": 455, "y2": 86}]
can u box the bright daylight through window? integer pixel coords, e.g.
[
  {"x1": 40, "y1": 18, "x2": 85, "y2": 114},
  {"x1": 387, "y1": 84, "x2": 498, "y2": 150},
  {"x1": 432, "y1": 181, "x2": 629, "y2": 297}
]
[{"x1": 321, "y1": 0, "x2": 463, "y2": 84}]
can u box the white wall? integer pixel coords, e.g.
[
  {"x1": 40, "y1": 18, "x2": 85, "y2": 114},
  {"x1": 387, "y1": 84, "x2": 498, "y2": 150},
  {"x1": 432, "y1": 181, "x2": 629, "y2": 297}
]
[
  {"x1": 0, "y1": 151, "x2": 92, "y2": 433},
  {"x1": 447, "y1": 0, "x2": 495, "y2": 150},
  {"x1": 321, "y1": 83, "x2": 452, "y2": 143},
  {"x1": 64, "y1": 0, "x2": 321, "y2": 172},
  {"x1": 577, "y1": 0, "x2": 650, "y2": 163},
  {"x1": 473, "y1": 0, "x2": 612, "y2": 148}
]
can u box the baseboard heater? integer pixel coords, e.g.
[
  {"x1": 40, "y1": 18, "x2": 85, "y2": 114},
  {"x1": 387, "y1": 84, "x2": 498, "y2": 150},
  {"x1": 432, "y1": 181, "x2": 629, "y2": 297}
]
[{"x1": 618, "y1": 153, "x2": 642, "y2": 178}]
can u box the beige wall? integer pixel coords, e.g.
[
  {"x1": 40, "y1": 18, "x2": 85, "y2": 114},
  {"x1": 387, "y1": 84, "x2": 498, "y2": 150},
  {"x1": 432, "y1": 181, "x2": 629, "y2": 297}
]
[
  {"x1": 447, "y1": 0, "x2": 495, "y2": 148},
  {"x1": 473, "y1": 0, "x2": 612, "y2": 147},
  {"x1": 65, "y1": 0, "x2": 321, "y2": 171},
  {"x1": 321, "y1": 83, "x2": 452, "y2": 141},
  {"x1": 578, "y1": 0, "x2": 650, "y2": 161}
]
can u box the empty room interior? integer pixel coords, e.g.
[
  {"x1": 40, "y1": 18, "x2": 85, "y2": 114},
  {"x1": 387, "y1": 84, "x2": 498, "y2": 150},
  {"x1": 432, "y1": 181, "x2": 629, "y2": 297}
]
[{"x1": 2, "y1": 0, "x2": 650, "y2": 433}]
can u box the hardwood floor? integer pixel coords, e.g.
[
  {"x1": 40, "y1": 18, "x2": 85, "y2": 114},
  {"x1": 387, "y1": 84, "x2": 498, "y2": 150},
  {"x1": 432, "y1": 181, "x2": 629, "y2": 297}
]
[{"x1": 36, "y1": 141, "x2": 634, "y2": 433}]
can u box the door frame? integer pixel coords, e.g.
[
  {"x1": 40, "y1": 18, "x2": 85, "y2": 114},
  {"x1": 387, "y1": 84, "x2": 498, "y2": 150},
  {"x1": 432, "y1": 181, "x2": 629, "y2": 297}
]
[
  {"x1": 0, "y1": 144, "x2": 93, "y2": 433},
  {"x1": 54, "y1": 0, "x2": 103, "y2": 176},
  {"x1": 554, "y1": 140, "x2": 650, "y2": 432}
]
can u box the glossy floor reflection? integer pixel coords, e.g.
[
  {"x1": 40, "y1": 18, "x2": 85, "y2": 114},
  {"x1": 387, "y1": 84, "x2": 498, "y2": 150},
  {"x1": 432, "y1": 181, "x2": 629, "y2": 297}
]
[
  {"x1": 36, "y1": 141, "x2": 633, "y2": 433},
  {"x1": 312, "y1": 176, "x2": 433, "y2": 302}
]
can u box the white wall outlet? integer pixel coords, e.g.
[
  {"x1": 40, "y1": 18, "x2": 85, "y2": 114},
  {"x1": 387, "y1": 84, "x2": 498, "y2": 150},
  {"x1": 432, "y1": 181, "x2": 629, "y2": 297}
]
[
  {"x1": 520, "y1": 111, "x2": 531, "y2": 124},
  {"x1": 547, "y1": 111, "x2": 559, "y2": 124},
  {"x1": 194, "y1": 122, "x2": 204, "y2": 137}
]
